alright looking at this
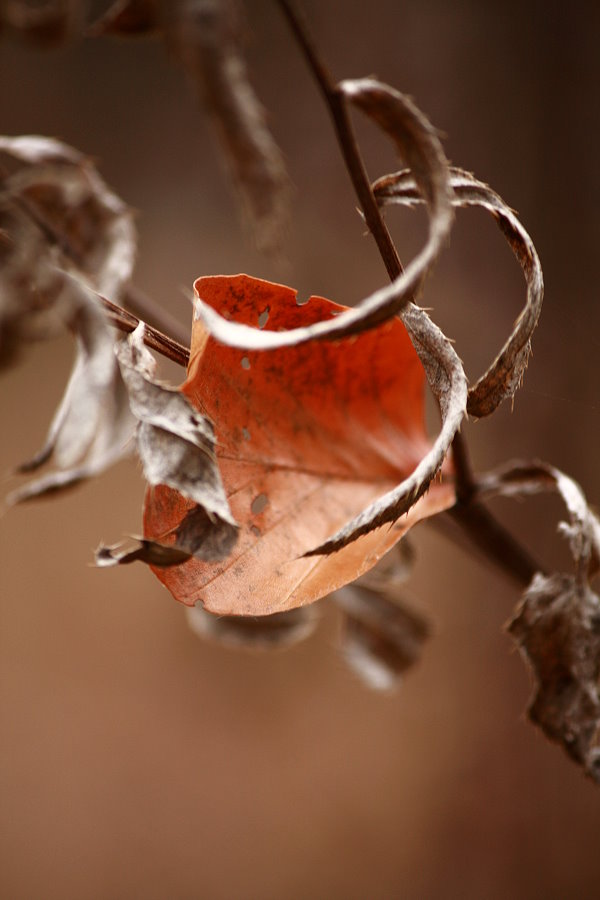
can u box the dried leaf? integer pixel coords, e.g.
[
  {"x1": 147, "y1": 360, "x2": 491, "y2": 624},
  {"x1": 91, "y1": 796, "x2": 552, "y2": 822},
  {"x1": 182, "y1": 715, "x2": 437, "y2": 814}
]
[
  {"x1": 97, "y1": 323, "x2": 238, "y2": 566},
  {"x1": 165, "y1": 0, "x2": 290, "y2": 254},
  {"x1": 0, "y1": 135, "x2": 136, "y2": 365},
  {"x1": 193, "y1": 78, "x2": 454, "y2": 347},
  {"x1": 185, "y1": 603, "x2": 317, "y2": 649},
  {"x1": 142, "y1": 274, "x2": 455, "y2": 615},
  {"x1": 334, "y1": 584, "x2": 430, "y2": 692},
  {"x1": 7, "y1": 273, "x2": 136, "y2": 501},
  {"x1": 373, "y1": 167, "x2": 544, "y2": 417},
  {"x1": 477, "y1": 460, "x2": 600, "y2": 779},
  {"x1": 508, "y1": 573, "x2": 600, "y2": 783}
]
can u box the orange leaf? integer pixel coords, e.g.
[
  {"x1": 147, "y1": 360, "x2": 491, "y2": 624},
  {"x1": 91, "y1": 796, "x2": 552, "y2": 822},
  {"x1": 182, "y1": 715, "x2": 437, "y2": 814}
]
[{"x1": 143, "y1": 274, "x2": 455, "y2": 615}]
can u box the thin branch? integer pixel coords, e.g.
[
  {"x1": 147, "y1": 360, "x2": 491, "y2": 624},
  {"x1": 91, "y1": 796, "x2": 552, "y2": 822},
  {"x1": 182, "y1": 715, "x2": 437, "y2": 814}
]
[
  {"x1": 277, "y1": 0, "x2": 402, "y2": 282},
  {"x1": 100, "y1": 295, "x2": 190, "y2": 367},
  {"x1": 277, "y1": 0, "x2": 543, "y2": 589}
]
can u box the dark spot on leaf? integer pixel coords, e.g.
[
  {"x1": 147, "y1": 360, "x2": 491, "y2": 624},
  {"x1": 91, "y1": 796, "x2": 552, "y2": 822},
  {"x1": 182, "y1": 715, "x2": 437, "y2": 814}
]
[
  {"x1": 251, "y1": 493, "x2": 268, "y2": 515},
  {"x1": 242, "y1": 427, "x2": 251, "y2": 441}
]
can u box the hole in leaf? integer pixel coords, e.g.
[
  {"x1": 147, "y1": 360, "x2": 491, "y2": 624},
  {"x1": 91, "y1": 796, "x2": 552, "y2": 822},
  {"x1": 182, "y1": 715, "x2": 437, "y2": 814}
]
[
  {"x1": 242, "y1": 427, "x2": 251, "y2": 441},
  {"x1": 241, "y1": 356, "x2": 250, "y2": 370},
  {"x1": 251, "y1": 493, "x2": 268, "y2": 515},
  {"x1": 258, "y1": 308, "x2": 270, "y2": 328},
  {"x1": 250, "y1": 524, "x2": 261, "y2": 537}
]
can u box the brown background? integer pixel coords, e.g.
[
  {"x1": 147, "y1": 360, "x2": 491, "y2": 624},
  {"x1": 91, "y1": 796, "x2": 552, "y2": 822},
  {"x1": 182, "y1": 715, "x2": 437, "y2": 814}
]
[{"x1": 1, "y1": 1, "x2": 600, "y2": 897}]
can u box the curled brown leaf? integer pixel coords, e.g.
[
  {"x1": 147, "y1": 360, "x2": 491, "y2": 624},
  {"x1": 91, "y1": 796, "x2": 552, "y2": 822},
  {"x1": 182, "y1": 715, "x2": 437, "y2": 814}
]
[{"x1": 373, "y1": 167, "x2": 544, "y2": 417}]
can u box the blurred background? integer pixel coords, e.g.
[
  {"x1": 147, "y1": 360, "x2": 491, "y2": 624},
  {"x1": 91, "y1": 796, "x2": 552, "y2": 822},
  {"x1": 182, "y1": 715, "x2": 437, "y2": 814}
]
[{"x1": 1, "y1": 1, "x2": 599, "y2": 897}]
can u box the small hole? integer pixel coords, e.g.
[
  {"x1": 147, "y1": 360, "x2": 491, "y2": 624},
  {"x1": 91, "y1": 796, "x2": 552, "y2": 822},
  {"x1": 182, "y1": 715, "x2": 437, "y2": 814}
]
[
  {"x1": 258, "y1": 308, "x2": 270, "y2": 328},
  {"x1": 251, "y1": 493, "x2": 268, "y2": 515},
  {"x1": 250, "y1": 524, "x2": 261, "y2": 537},
  {"x1": 242, "y1": 427, "x2": 251, "y2": 441},
  {"x1": 241, "y1": 356, "x2": 250, "y2": 370}
]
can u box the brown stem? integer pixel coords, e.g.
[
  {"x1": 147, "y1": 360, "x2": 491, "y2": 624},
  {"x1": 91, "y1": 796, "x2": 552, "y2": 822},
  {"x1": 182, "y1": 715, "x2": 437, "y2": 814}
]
[
  {"x1": 277, "y1": 0, "x2": 402, "y2": 282},
  {"x1": 278, "y1": 0, "x2": 543, "y2": 590},
  {"x1": 101, "y1": 296, "x2": 190, "y2": 367}
]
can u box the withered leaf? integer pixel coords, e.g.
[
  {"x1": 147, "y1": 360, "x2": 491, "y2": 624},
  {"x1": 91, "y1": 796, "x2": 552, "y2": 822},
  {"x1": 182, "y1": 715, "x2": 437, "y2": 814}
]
[
  {"x1": 143, "y1": 275, "x2": 455, "y2": 616},
  {"x1": 97, "y1": 323, "x2": 238, "y2": 567},
  {"x1": 7, "y1": 272, "x2": 136, "y2": 502},
  {"x1": 373, "y1": 167, "x2": 544, "y2": 417},
  {"x1": 478, "y1": 460, "x2": 600, "y2": 779},
  {"x1": 0, "y1": 134, "x2": 136, "y2": 366},
  {"x1": 335, "y1": 585, "x2": 430, "y2": 692},
  {"x1": 94, "y1": 0, "x2": 290, "y2": 254},
  {"x1": 508, "y1": 573, "x2": 600, "y2": 783}
]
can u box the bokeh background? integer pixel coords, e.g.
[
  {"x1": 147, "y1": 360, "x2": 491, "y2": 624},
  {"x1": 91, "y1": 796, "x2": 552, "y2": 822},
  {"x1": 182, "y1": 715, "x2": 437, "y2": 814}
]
[{"x1": 1, "y1": 1, "x2": 599, "y2": 897}]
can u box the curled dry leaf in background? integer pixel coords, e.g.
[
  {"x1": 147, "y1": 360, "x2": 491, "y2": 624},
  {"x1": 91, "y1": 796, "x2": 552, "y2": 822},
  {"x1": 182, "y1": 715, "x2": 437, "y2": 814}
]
[
  {"x1": 93, "y1": 0, "x2": 290, "y2": 254},
  {"x1": 97, "y1": 323, "x2": 238, "y2": 567},
  {"x1": 0, "y1": 135, "x2": 136, "y2": 366},
  {"x1": 6, "y1": 273, "x2": 136, "y2": 502},
  {"x1": 332, "y1": 540, "x2": 430, "y2": 691},
  {"x1": 373, "y1": 168, "x2": 544, "y2": 417},
  {"x1": 0, "y1": 136, "x2": 138, "y2": 498},
  {"x1": 143, "y1": 274, "x2": 456, "y2": 617}
]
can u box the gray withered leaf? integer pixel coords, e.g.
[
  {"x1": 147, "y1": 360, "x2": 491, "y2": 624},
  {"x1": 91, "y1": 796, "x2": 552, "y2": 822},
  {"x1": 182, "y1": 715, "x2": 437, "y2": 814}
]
[
  {"x1": 97, "y1": 323, "x2": 238, "y2": 567},
  {"x1": 508, "y1": 574, "x2": 600, "y2": 783},
  {"x1": 373, "y1": 167, "x2": 544, "y2": 417},
  {"x1": 7, "y1": 272, "x2": 137, "y2": 502},
  {"x1": 0, "y1": 134, "x2": 136, "y2": 367},
  {"x1": 94, "y1": 0, "x2": 290, "y2": 254},
  {"x1": 479, "y1": 460, "x2": 600, "y2": 779}
]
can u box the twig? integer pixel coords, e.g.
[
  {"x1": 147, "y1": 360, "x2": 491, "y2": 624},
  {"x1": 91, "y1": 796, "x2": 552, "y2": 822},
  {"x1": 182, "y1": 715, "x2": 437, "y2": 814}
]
[
  {"x1": 100, "y1": 296, "x2": 190, "y2": 367},
  {"x1": 277, "y1": 0, "x2": 542, "y2": 590},
  {"x1": 277, "y1": 0, "x2": 402, "y2": 282}
]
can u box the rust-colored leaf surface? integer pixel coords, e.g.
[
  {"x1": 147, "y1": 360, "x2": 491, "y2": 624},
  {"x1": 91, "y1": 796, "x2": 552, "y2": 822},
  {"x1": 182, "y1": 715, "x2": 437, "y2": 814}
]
[{"x1": 143, "y1": 274, "x2": 455, "y2": 615}]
